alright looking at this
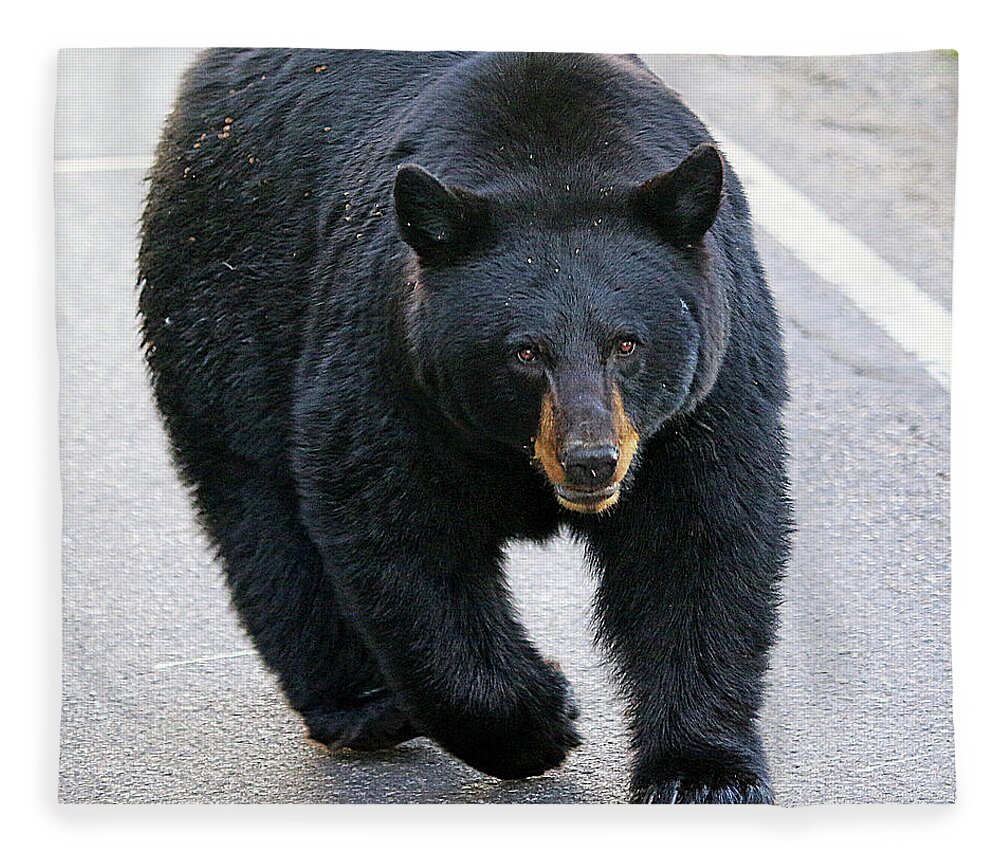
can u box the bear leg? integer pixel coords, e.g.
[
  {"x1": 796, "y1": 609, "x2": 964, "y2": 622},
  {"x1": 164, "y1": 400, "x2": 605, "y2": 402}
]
[
  {"x1": 166, "y1": 426, "x2": 418, "y2": 751},
  {"x1": 577, "y1": 410, "x2": 789, "y2": 804},
  {"x1": 298, "y1": 491, "x2": 582, "y2": 779}
]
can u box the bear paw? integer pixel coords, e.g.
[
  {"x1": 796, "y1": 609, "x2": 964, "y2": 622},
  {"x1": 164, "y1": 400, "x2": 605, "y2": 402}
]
[
  {"x1": 634, "y1": 770, "x2": 773, "y2": 804},
  {"x1": 443, "y1": 667, "x2": 582, "y2": 780},
  {"x1": 303, "y1": 688, "x2": 419, "y2": 752}
]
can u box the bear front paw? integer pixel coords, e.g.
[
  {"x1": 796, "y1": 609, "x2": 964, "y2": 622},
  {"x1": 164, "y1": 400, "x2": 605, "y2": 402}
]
[
  {"x1": 438, "y1": 667, "x2": 582, "y2": 780},
  {"x1": 634, "y1": 770, "x2": 773, "y2": 804}
]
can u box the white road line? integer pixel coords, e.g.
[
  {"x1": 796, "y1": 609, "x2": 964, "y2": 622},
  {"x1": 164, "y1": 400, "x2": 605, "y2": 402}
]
[
  {"x1": 715, "y1": 133, "x2": 952, "y2": 391},
  {"x1": 153, "y1": 650, "x2": 257, "y2": 671},
  {"x1": 54, "y1": 155, "x2": 151, "y2": 173}
]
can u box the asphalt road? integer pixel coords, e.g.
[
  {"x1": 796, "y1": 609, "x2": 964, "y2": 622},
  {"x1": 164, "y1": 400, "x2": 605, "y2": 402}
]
[{"x1": 56, "y1": 49, "x2": 955, "y2": 804}]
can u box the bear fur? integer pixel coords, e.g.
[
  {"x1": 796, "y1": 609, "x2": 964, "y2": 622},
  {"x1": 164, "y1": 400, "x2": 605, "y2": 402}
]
[{"x1": 138, "y1": 50, "x2": 792, "y2": 803}]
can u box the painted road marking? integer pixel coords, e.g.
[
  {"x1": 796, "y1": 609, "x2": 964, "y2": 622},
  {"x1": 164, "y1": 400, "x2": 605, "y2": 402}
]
[
  {"x1": 153, "y1": 650, "x2": 257, "y2": 671},
  {"x1": 715, "y1": 133, "x2": 952, "y2": 391},
  {"x1": 54, "y1": 155, "x2": 151, "y2": 173},
  {"x1": 54, "y1": 142, "x2": 952, "y2": 390}
]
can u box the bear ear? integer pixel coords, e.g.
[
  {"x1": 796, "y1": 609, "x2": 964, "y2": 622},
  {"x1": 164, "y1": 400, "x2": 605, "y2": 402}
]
[
  {"x1": 393, "y1": 164, "x2": 488, "y2": 261},
  {"x1": 635, "y1": 143, "x2": 724, "y2": 245}
]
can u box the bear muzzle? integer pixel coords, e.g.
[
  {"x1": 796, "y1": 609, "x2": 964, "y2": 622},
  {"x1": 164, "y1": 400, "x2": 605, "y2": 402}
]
[{"x1": 533, "y1": 389, "x2": 639, "y2": 514}]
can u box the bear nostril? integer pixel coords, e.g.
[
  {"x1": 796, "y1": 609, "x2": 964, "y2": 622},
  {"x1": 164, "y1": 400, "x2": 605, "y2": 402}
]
[{"x1": 562, "y1": 445, "x2": 619, "y2": 489}]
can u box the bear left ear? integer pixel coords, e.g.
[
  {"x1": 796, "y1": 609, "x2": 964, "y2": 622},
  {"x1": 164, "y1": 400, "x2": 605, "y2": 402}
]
[
  {"x1": 393, "y1": 164, "x2": 489, "y2": 261},
  {"x1": 635, "y1": 143, "x2": 724, "y2": 245}
]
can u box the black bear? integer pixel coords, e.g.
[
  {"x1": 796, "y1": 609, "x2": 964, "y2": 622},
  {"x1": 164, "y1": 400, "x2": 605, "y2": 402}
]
[{"x1": 138, "y1": 50, "x2": 791, "y2": 803}]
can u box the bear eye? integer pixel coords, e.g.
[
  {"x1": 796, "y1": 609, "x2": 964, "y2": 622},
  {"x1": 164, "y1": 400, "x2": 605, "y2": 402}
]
[
  {"x1": 516, "y1": 345, "x2": 540, "y2": 364},
  {"x1": 617, "y1": 339, "x2": 637, "y2": 356}
]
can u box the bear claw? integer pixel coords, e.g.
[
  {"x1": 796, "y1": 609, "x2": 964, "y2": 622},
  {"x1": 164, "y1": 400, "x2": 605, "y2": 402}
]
[{"x1": 636, "y1": 772, "x2": 774, "y2": 804}]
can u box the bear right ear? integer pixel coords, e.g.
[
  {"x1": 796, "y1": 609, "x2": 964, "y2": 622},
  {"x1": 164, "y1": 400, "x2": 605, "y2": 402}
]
[
  {"x1": 393, "y1": 164, "x2": 488, "y2": 261},
  {"x1": 634, "y1": 143, "x2": 724, "y2": 246}
]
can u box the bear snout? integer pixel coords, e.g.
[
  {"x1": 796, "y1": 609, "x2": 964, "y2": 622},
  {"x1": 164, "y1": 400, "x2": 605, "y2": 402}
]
[{"x1": 561, "y1": 443, "x2": 620, "y2": 490}]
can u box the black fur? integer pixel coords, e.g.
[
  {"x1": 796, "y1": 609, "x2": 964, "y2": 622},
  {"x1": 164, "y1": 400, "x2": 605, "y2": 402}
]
[{"x1": 138, "y1": 50, "x2": 791, "y2": 803}]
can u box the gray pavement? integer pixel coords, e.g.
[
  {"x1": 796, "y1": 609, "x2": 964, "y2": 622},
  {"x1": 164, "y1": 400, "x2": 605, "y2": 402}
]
[{"x1": 56, "y1": 49, "x2": 954, "y2": 804}]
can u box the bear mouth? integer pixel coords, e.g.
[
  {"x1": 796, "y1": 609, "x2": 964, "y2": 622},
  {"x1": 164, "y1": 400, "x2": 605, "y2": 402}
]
[{"x1": 553, "y1": 482, "x2": 621, "y2": 514}]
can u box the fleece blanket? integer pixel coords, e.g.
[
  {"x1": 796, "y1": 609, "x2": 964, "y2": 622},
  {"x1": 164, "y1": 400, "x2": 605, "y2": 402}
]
[{"x1": 56, "y1": 49, "x2": 954, "y2": 803}]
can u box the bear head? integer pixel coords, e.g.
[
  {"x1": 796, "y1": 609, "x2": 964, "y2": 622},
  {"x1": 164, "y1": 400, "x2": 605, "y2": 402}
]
[{"x1": 393, "y1": 143, "x2": 729, "y2": 514}]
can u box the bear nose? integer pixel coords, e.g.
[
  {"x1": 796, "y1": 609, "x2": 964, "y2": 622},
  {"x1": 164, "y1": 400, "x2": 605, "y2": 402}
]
[{"x1": 562, "y1": 444, "x2": 619, "y2": 489}]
